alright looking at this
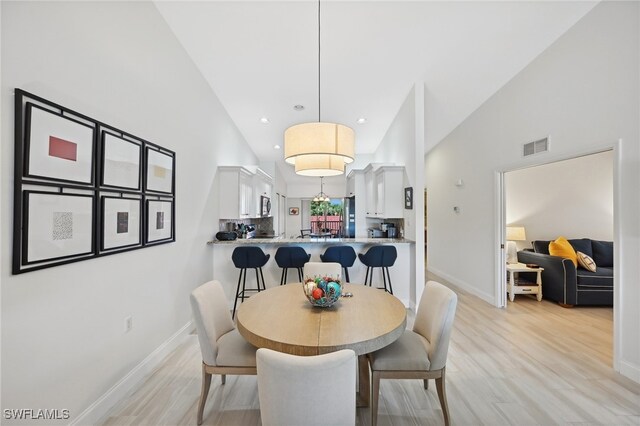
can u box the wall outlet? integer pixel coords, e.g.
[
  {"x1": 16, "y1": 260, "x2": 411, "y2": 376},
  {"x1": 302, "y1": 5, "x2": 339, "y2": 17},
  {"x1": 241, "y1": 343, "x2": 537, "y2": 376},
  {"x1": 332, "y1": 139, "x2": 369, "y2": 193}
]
[{"x1": 124, "y1": 316, "x2": 133, "y2": 333}]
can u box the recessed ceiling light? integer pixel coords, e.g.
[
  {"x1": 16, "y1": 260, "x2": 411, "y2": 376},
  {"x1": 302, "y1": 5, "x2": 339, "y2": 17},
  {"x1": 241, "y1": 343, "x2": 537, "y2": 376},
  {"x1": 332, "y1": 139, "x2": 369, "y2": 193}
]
[
  {"x1": 273, "y1": 144, "x2": 281, "y2": 150},
  {"x1": 293, "y1": 105, "x2": 305, "y2": 111},
  {"x1": 260, "y1": 117, "x2": 269, "y2": 124},
  {"x1": 357, "y1": 118, "x2": 367, "y2": 124}
]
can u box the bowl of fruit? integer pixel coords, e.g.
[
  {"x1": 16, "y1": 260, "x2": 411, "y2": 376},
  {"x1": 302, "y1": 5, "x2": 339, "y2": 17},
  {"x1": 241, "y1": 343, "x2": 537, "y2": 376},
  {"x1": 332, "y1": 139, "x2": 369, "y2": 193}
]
[{"x1": 302, "y1": 275, "x2": 342, "y2": 307}]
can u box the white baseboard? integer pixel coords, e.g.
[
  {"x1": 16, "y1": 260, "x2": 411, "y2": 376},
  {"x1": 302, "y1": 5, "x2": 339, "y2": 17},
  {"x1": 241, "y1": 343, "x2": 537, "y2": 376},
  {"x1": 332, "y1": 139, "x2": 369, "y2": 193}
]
[
  {"x1": 427, "y1": 267, "x2": 496, "y2": 306},
  {"x1": 70, "y1": 321, "x2": 194, "y2": 426},
  {"x1": 619, "y1": 359, "x2": 640, "y2": 384}
]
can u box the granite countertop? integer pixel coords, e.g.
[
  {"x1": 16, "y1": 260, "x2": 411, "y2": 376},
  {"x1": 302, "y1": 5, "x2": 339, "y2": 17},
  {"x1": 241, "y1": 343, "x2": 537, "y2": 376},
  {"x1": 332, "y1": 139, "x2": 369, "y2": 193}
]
[{"x1": 210, "y1": 237, "x2": 415, "y2": 245}]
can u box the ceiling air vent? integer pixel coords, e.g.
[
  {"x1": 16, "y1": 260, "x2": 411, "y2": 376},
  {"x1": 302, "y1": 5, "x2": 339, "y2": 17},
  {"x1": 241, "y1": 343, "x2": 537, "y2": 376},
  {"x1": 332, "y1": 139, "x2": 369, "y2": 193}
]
[{"x1": 523, "y1": 137, "x2": 549, "y2": 157}]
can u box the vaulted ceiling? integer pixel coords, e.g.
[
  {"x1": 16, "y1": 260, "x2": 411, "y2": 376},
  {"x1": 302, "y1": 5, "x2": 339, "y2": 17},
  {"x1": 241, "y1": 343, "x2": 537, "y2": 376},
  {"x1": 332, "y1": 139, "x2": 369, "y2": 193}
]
[{"x1": 156, "y1": 1, "x2": 596, "y2": 182}]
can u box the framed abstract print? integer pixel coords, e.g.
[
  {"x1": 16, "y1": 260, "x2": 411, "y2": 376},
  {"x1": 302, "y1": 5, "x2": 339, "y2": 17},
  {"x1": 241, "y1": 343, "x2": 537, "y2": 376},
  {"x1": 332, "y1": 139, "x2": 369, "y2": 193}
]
[
  {"x1": 23, "y1": 191, "x2": 94, "y2": 264},
  {"x1": 25, "y1": 103, "x2": 95, "y2": 184},
  {"x1": 13, "y1": 89, "x2": 175, "y2": 274},
  {"x1": 146, "y1": 199, "x2": 173, "y2": 243},
  {"x1": 101, "y1": 131, "x2": 141, "y2": 190},
  {"x1": 145, "y1": 147, "x2": 174, "y2": 194},
  {"x1": 404, "y1": 187, "x2": 413, "y2": 210},
  {"x1": 101, "y1": 195, "x2": 142, "y2": 251}
]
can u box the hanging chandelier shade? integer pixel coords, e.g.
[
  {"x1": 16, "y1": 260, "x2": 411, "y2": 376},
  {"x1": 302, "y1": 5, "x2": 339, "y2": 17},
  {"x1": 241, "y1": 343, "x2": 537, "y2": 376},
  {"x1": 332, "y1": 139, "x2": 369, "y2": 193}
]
[
  {"x1": 284, "y1": 122, "x2": 355, "y2": 166},
  {"x1": 283, "y1": 2, "x2": 355, "y2": 176},
  {"x1": 295, "y1": 153, "x2": 345, "y2": 176}
]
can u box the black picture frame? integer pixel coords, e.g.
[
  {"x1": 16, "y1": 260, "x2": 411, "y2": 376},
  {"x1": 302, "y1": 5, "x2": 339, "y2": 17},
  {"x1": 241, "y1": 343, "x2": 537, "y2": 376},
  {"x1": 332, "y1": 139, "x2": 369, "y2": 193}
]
[
  {"x1": 261, "y1": 196, "x2": 271, "y2": 217},
  {"x1": 22, "y1": 190, "x2": 95, "y2": 266},
  {"x1": 145, "y1": 198, "x2": 175, "y2": 244},
  {"x1": 100, "y1": 195, "x2": 143, "y2": 251},
  {"x1": 144, "y1": 145, "x2": 175, "y2": 195},
  {"x1": 404, "y1": 187, "x2": 413, "y2": 210},
  {"x1": 100, "y1": 130, "x2": 142, "y2": 191},
  {"x1": 13, "y1": 89, "x2": 176, "y2": 274},
  {"x1": 24, "y1": 102, "x2": 97, "y2": 185}
]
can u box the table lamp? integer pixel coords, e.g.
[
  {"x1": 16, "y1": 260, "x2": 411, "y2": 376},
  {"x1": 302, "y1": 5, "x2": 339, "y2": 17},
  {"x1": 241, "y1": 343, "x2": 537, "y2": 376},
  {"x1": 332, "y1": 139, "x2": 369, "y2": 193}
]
[{"x1": 506, "y1": 226, "x2": 526, "y2": 264}]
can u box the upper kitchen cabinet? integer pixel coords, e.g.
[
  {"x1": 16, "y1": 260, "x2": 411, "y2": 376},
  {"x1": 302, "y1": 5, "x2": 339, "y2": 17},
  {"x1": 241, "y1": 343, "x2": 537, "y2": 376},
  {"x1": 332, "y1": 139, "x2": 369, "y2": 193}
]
[
  {"x1": 375, "y1": 166, "x2": 404, "y2": 218},
  {"x1": 218, "y1": 166, "x2": 254, "y2": 219},
  {"x1": 252, "y1": 168, "x2": 273, "y2": 217},
  {"x1": 346, "y1": 172, "x2": 356, "y2": 197},
  {"x1": 364, "y1": 165, "x2": 376, "y2": 216},
  {"x1": 364, "y1": 165, "x2": 404, "y2": 218},
  {"x1": 218, "y1": 166, "x2": 273, "y2": 219}
]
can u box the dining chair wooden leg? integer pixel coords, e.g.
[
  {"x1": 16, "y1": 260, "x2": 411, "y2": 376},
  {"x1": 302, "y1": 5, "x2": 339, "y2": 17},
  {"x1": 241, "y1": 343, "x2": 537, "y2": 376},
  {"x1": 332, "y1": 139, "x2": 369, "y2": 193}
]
[
  {"x1": 344, "y1": 267, "x2": 350, "y2": 283},
  {"x1": 357, "y1": 355, "x2": 370, "y2": 407},
  {"x1": 364, "y1": 267, "x2": 369, "y2": 286},
  {"x1": 424, "y1": 379, "x2": 429, "y2": 389},
  {"x1": 371, "y1": 370, "x2": 380, "y2": 426},
  {"x1": 280, "y1": 268, "x2": 285, "y2": 285},
  {"x1": 197, "y1": 365, "x2": 212, "y2": 426},
  {"x1": 435, "y1": 368, "x2": 450, "y2": 426}
]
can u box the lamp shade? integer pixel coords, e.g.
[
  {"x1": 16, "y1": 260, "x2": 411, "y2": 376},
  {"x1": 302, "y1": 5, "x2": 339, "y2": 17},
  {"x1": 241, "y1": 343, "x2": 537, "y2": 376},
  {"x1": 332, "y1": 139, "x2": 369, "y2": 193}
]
[
  {"x1": 506, "y1": 226, "x2": 527, "y2": 241},
  {"x1": 294, "y1": 154, "x2": 344, "y2": 176},
  {"x1": 284, "y1": 122, "x2": 355, "y2": 166}
]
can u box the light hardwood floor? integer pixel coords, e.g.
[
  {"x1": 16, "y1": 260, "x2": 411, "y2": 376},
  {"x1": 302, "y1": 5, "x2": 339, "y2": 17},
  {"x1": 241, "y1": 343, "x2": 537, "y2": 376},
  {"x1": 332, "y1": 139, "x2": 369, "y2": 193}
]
[{"x1": 101, "y1": 277, "x2": 639, "y2": 425}]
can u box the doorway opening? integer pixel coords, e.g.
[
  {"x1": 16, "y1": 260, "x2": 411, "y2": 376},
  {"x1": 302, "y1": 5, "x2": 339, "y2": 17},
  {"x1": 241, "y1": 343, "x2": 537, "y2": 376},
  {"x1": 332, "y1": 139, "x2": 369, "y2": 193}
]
[{"x1": 497, "y1": 147, "x2": 618, "y2": 368}]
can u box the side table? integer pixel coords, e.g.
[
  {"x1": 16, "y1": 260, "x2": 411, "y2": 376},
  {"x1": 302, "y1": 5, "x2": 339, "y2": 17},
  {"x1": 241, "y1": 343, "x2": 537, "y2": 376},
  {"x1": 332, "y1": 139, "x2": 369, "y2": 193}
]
[{"x1": 506, "y1": 263, "x2": 543, "y2": 302}]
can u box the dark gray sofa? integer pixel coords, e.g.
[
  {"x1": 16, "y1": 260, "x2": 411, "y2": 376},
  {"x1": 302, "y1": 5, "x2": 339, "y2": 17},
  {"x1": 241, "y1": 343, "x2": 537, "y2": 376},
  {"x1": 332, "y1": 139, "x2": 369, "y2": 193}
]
[{"x1": 517, "y1": 238, "x2": 613, "y2": 307}]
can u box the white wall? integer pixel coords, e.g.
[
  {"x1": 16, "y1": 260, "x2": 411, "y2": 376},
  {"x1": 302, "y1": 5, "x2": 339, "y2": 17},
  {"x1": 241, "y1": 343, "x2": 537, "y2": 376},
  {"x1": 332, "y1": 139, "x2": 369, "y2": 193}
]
[
  {"x1": 0, "y1": 2, "x2": 258, "y2": 423},
  {"x1": 372, "y1": 84, "x2": 426, "y2": 308},
  {"x1": 506, "y1": 150, "x2": 613, "y2": 249},
  {"x1": 425, "y1": 2, "x2": 639, "y2": 382}
]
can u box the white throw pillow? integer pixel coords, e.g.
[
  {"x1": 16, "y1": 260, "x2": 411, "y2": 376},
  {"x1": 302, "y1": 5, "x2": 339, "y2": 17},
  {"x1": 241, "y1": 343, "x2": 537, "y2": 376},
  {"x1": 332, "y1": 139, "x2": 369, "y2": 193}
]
[{"x1": 577, "y1": 251, "x2": 596, "y2": 272}]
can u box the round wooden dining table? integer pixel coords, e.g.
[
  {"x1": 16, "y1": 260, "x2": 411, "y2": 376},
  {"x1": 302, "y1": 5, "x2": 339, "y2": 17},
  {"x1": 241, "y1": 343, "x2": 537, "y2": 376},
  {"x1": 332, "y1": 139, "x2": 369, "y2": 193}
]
[{"x1": 236, "y1": 283, "x2": 407, "y2": 406}]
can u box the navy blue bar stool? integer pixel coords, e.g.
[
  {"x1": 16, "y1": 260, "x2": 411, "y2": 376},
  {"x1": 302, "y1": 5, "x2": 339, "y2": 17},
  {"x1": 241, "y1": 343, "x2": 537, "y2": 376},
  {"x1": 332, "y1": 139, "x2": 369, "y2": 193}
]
[
  {"x1": 320, "y1": 246, "x2": 357, "y2": 283},
  {"x1": 275, "y1": 246, "x2": 311, "y2": 285},
  {"x1": 231, "y1": 246, "x2": 270, "y2": 318},
  {"x1": 358, "y1": 245, "x2": 397, "y2": 294}
]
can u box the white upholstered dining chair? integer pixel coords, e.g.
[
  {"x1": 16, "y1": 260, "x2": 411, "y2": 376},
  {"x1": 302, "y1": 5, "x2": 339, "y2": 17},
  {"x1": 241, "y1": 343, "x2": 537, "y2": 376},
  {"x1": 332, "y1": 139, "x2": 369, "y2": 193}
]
[
  {"x1": 190, "y1": 280, "x2": 257, "y2": 425},
  {"x1": 303, "y1": 261, "x2": 342, "y2": 280},
  {"x1": 368, "y1": 280, "x2": 458, "y2": 426},
  {"x1": 256, "y1": 348, "x2": 356, "y2": 426}
]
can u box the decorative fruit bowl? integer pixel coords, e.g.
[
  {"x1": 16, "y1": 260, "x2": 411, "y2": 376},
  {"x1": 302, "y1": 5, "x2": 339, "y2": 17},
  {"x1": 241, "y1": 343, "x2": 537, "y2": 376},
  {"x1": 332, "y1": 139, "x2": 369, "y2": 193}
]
[{"x1": 302, "y1": 275, "x2": 342, "y2": 307}]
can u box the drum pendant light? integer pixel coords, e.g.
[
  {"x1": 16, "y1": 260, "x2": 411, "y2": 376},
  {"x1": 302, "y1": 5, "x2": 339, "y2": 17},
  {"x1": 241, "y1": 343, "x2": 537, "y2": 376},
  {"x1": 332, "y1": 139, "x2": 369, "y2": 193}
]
[{"x1": 284, "y1": 1, "x2": 355, "y2": 176}]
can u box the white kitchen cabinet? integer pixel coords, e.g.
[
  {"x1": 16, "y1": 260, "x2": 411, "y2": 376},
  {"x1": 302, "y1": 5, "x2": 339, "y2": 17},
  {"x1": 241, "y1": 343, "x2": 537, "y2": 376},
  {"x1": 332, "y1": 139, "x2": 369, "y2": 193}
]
[
  {"x1": 365, "y1": 164, "x2": 404, "y2": 218},
  {"x1": 253, "y1": 169, "x2": 273, "y2": 217},
  {"x1": 346, "y1": 172, "x2": 356, "y2": 196},
  {"x1": 374, "y1": 166, "x2": 404, "y2": 218},
  {"x1": 364, "y1": 165, "x2": 376, "y2": 217},
  {"x1": 218, "y1": 166, "x2": 254, "y2": 219},
  {"x1": 218, "y1": 166, "x2": 274, "y2": 219}
]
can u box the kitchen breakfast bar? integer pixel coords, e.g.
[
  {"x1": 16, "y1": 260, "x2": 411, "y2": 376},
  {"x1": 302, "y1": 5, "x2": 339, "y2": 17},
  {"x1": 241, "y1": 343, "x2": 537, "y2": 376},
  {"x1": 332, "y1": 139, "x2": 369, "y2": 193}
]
[{"x1": 211, "y1": 237, "x2": 415, "y2": 308}]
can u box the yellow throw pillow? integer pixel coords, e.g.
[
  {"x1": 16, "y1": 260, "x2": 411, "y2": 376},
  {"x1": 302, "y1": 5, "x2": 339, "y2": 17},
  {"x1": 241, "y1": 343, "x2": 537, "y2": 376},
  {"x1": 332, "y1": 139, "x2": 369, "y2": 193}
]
[
  {"x1": 577, "y1": 251, "x2": 597, "y2": 272},
  {"x1": 548, "y1": 236, "x2": 578, "y2": 267}
]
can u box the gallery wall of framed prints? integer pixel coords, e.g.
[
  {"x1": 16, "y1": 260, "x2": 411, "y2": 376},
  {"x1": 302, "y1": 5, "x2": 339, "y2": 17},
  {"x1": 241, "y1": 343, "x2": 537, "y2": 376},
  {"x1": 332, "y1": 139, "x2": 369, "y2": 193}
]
[{"x1": 13, "y1": 89, "x2": 176, "y2": 274}]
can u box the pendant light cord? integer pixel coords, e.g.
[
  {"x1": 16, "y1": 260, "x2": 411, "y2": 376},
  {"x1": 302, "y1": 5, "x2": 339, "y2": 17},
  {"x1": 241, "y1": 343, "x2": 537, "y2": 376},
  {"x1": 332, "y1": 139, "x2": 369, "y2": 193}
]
[{"x1": 318, "y1": 0, "x2": 321, "y2": 123}]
